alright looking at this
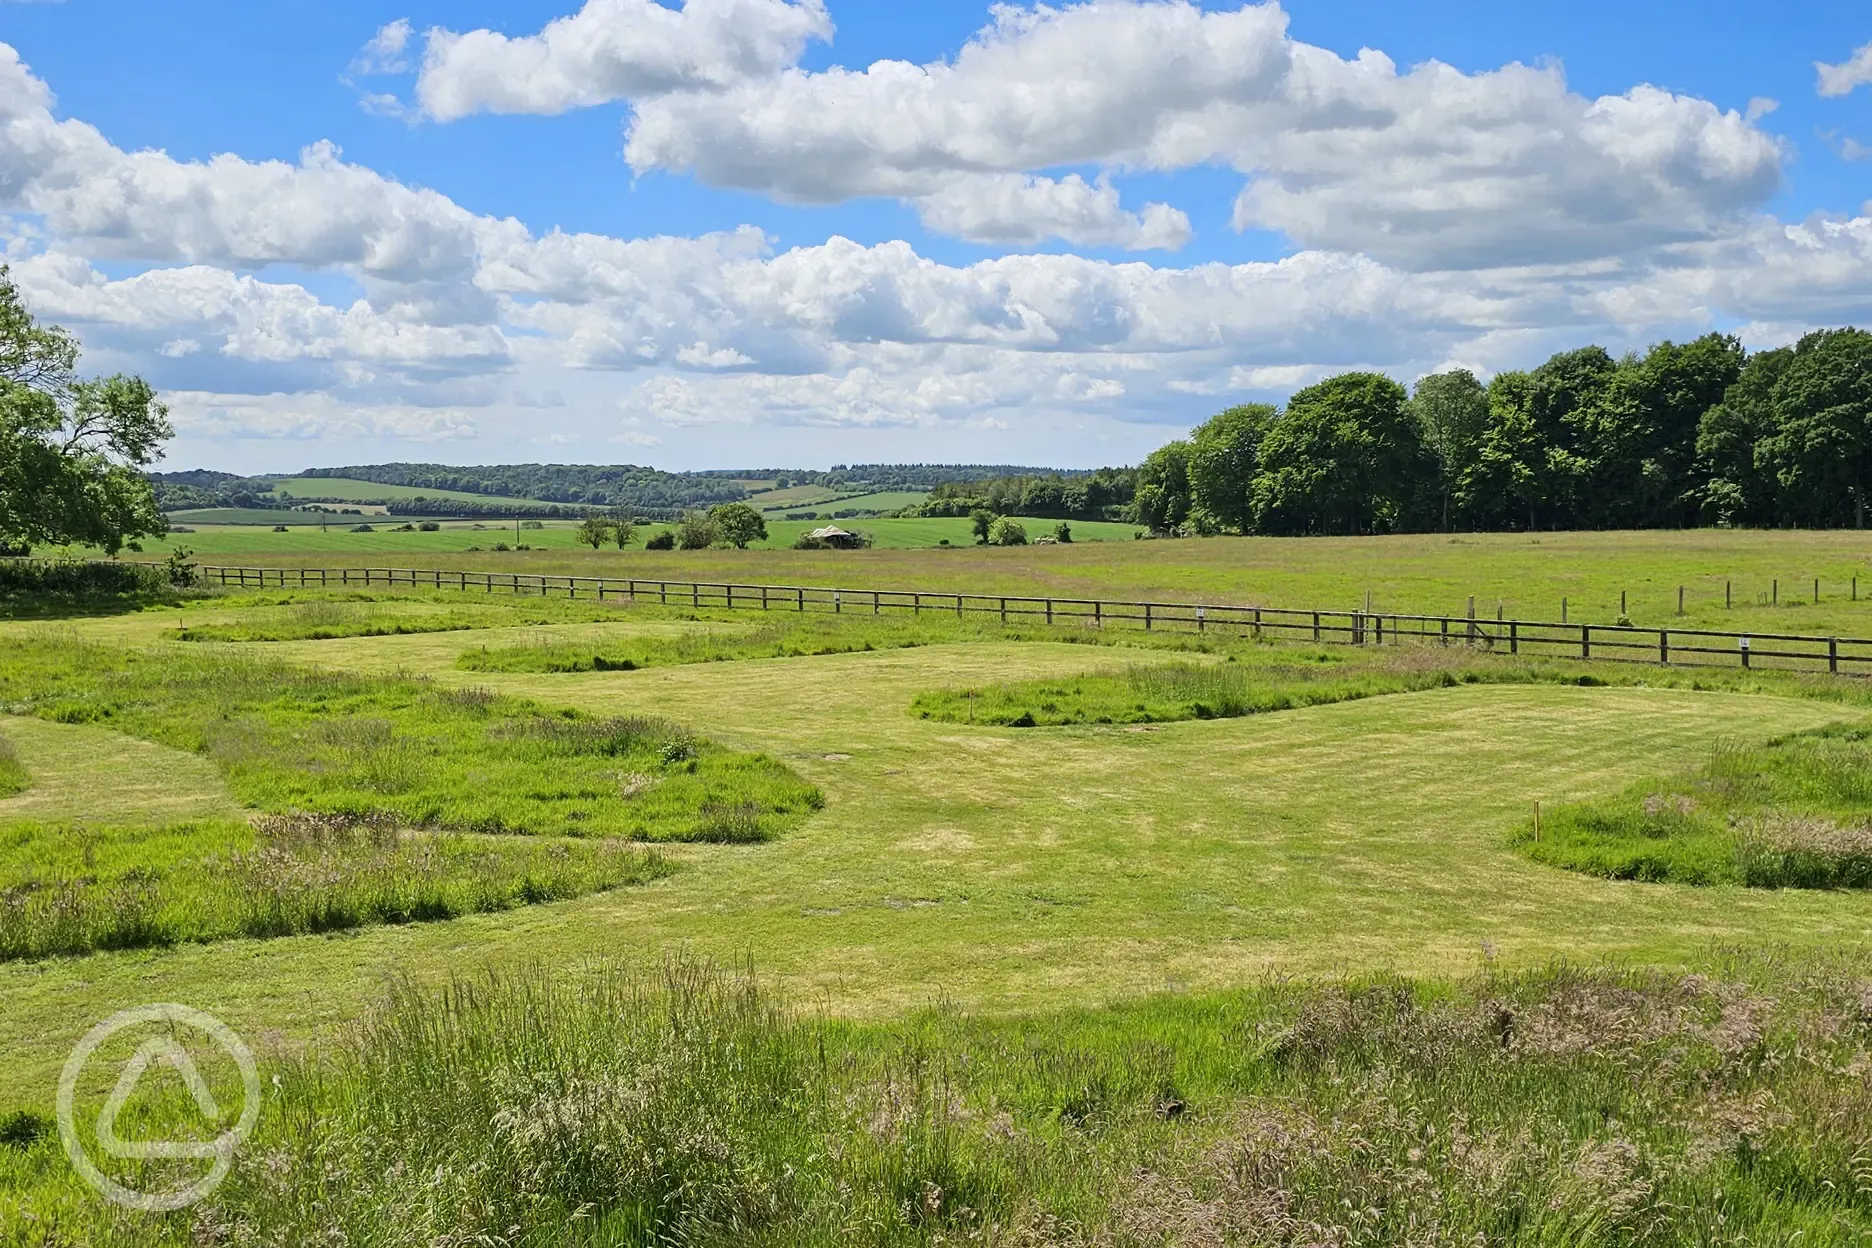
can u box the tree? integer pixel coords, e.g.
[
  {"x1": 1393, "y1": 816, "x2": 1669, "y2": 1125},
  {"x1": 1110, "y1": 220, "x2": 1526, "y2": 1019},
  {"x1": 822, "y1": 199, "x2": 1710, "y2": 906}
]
[
  {"x1": 1760, "y1": 328, "x2": 1872, "y2": 528},
  {"x1": 1408, "y1": 371, "x2": 1489, "y2": 531},
  {"x1": 1697, "y1": 346, "x2": 1792, "y2": 526},
  {"x1": 675, "y1": 511, "x2": 720, "y2": 550},
  {"x1": 1188, "y1": 404, "x2": 1274, "y2": 533},
  {"x1": 1133, "y1": 441, "x2": 1193, "y2": 532},
  {"x1": 575, "y1": 515, "x2": 613, "y2": 549},
  {"x1": 969, "y1": 508, "x2": 996, "y2": 545},
  {"x1": 1574, "y1": 334, "x2": 1744, "y2": 529},
  {"x1": 608, "y1": 507, "x2": 637, "y2": 548},
  {"x1": 988, "y1": 517, "x2": 1028, "y2": 546},
  {"x1": 1053, "y1": 521, "x2": 1073, "y2": 543},
  {"x1": 708, "y1": 502, "x2": 767, "y2": 548},
  {"x1": 0, "y1": 267, "x2": 170, "y2": 554},
  {"x1": 1250, "y1": 373, "x2": 1430, "y2": 535}
]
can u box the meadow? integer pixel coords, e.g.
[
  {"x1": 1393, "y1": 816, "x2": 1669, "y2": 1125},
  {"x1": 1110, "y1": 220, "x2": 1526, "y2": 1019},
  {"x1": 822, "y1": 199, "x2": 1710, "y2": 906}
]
[{"x1": 3, "y1": 537, "x2": 1872, "y2": 1242}]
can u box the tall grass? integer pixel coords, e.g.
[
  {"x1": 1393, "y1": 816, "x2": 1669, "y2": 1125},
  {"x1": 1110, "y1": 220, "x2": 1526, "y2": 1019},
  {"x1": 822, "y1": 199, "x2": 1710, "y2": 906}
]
[
  {"x1": 0, "y1": 634, "x2": 821, "y2": 841},
  {"x1": 0, "y1": 733, "x2": 24, "y2": 798},
  {"x1": 9, "y1": 953, "x2": 1872, "y2": 1244},
  {"x1": 1517, "y1": 723, "x2": 1872, "y2": 888},
  {"x1": 174, "y1": 594, "x2": 633, "y2": 642},
  {"x1": 0, "y1": 814, "x2": 676, "y2": 961}
]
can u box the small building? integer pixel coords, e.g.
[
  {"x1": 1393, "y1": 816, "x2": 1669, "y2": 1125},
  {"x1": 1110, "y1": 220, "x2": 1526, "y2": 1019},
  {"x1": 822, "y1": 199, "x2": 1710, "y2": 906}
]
[{"x1": 808, "y1": 525, "x2": 865, "y2": 549}]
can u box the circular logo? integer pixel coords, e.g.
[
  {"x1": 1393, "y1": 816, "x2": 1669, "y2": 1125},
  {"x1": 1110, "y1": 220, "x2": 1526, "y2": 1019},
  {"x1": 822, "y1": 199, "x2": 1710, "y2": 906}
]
[{"x1": 57, "y1": 1004, "x2": 261, "y2": 1212}]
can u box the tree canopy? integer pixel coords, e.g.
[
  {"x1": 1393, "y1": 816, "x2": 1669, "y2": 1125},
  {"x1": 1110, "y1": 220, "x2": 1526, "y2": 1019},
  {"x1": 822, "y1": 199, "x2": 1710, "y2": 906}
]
[
  {"x1": 1130, "y1": 328, "x2": 1872, "y2": 536},
  {"x1": 0, "y1": 268, "x2": 170, "y2": 554}
]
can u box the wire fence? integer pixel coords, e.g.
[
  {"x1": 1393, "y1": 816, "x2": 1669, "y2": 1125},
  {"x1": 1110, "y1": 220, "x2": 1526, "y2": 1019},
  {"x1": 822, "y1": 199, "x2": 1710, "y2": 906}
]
[{"x1": 183, "y1": 562, "x2": 1872, "y2": 678}]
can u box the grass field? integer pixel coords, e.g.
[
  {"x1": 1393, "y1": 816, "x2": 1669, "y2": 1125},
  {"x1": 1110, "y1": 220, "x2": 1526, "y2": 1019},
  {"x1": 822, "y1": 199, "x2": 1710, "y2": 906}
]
[
  {"x1": 5, "y1": 541, "x2": 1872, "y2": 1241},
  {"x1": 762, "y1": 489, "x2": 931, "y2": 515},
  {"x1": 266, "y1": 476, "x2": 551, "y2": 507}
]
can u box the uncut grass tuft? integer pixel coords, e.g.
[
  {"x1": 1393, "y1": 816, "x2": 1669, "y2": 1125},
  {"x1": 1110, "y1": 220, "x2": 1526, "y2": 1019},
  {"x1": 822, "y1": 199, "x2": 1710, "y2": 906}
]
[
  {"x1": 8, "y1": 953, "x2": 1872, "y2": 1245},
  {"x1": 0, "y1": 733, "x2": 24, "y2": 798},
  {"x1": 1517, "y1": 722, "x2": 1872, "y2": 888},
  {"x1": 0, "y1": 633, "x2": 822, "y2": 842},
  {"x1": 0, "y1": 814, "x2": 676, "y2": 961}
]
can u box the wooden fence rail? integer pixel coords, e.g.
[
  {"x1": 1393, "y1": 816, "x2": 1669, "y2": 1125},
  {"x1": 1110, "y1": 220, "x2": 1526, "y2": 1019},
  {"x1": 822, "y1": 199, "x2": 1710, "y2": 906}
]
[{"x1": 171, "y1": 562, "x2": 1872, "y2": 678}]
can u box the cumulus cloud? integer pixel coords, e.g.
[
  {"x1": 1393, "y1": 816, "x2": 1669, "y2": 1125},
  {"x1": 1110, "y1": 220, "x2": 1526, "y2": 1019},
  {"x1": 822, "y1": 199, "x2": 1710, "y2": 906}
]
[
  {"x1": 409, "y1": 0, "x2": 832, "y2": 121},
  {"x1": 622, "y1": 1, "x2": 1782, "y2": 268},
  {"x1": 1817, "y1": 42, "x2": 1872, "y2": 98},
  {"x1": 165, "y1": 390, "x2": 480, "y2": 442},
  {"x1": 352, "y1": 18, "x2": 414, "y2": 76},
  {"x1": 910, "y1": 174, "x2": 1191, "y2": 251}
]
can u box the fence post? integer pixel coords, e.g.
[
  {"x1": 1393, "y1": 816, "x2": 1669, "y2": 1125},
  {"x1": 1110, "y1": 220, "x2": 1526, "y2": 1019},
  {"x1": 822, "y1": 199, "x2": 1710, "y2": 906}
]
[
  {"x1": 1726, "y1": 581, "x2": 1732, "y2": 609},
  {"x1": 1000, "y1": 597, "x2": 1007, "y2": 623},
  {"x1": 1660, "y1": 630, "x2": 1669, "y2": 665},
  {"x1": 873, "y1": 591, "x2": 880, "y2": 616},
  {"x1": 1440, "y1": 618, "x2": 1449, "y2": 647},
  {"x1": 1815, "y1": 578, "x2": 1820, "y2": 604},
  {"x1": 1774, "y1": 579, "x2": 1779, "y2": 606},
  {"x1": 798, "y1": 587, "x2": 805, "y2": 612},
  {"x1": 1094, "y1": 601, "x2": 1102, "y2": 628},
  {"x1": 1678, "y1": 586, "x2": 1684, "y2": 616},
  {"x1": 1581, "y1": 625, "x2": 1590, "y2": 660},
  {"x1": 1198, "y1": 605, "x2": 1206, "y2": 633},
  {"x1": 1046, "y1": 599, "x2": 1053, "y2": 625},
  {"x1": 835, "y1": 591, "x2": 842, "y2": 614},
  {"x1": 913, "y1": 593, "x2": 921, "y2": 617},
  {"x1": 1741, "y1": 636, "x2": 1752, "y2": 668},
  {"x1": 1831, "y1": 638, "x2": 1840, "y2": 675},
  {"x1": 1144, "y1": 602, "x2": 1152, "y2": 631},
  {"x1": 1510, "y1": 621, "x2": 1519, "y2": 655},
  {"x1": 1562, "y1": 597, "x2": 1568, "y2": 624},
  {"x1": 1253, "y1": 607, "x2": 1261, "y2": 640},
  {"x1": 1313, "y1": 611, "x2": 1321, "y2": 642}
]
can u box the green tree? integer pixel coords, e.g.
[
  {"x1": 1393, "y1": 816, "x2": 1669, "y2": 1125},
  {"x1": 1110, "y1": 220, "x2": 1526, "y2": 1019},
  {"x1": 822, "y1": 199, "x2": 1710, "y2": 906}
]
[
  {"x1": 1696, "y1": 346, "x2": 1792, "y2": 526},
  {"x1": 575, "y1": 515, "x2": 613, "y2": 549},
  {"x1": 1053, "y1": 521, "x2": 1073, "y2": 543},
  {"x1": 607, "y1": 507, "x2": 637, "y2": 549},
  {"x1": 1250, "y1": 373, "x2": 1430, "y2": 535},
  {"x1": 1760, "y1": 328, "x2": 1872, "y2": 528},
  {"x1": 1407, "y1": 370, "x2": 1489, "y2": 531},
  {"x1": 1574, "y1": 334, "x2": 1744, "y2": 529},
  {"x1": 988, "y1": 517, "x2": 1028, "y2": 546},
  {"x1": 1133, "y1": 441, "x2": 1193, "y2": 532},
  {"x1": 707, "y1": 502, "x2": 767, "y2": 548},
  {"x1": 675, "y1": 511, "x2": 720, "y2": 550},
  {"x1": 1188, "y1": 404, "x2": 1274, "y2": 533},
  {"x1": 969, "y1": 508, "x2": 996, "y2": 545},
  {"x1": 0, "y1": 267, "x2": 170, "y2": 554}
]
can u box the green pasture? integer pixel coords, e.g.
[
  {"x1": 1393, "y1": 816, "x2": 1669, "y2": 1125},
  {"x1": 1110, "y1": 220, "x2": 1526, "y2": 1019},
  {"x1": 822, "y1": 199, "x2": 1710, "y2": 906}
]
[
  {"x1": 2, "y1": 588, "x2": 1871, "y2": 1110},
  {"x1": 93, "y1": 527, "x2": 1872, "y2": 635},
  {"x1": 762, "y1": 489, "x2": 931, "y2": 515}
]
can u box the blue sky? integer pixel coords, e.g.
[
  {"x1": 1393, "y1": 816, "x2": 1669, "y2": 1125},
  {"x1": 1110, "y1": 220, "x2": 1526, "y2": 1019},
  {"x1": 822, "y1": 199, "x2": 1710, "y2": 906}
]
[{"x1": 1, "y1": 0, "x2": 1868, "y2": 472}]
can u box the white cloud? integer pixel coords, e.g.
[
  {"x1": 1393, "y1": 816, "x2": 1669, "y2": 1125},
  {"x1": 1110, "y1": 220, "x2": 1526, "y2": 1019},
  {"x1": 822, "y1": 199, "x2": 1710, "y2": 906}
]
[
  {"x1": 624, "y1": 1, "x2": 1782, "y2": 269},
  {"x1": 1746, "y1": 96, "x2": 1778, "y2": 122},
  {"x1": 164, "y1": 390, "x2": 480, "y2": 442},
  {"x1": 352, "y1": 19, "x2": 414, "y2": 76},
  {"x1": 910, "y1": 174, "x2": 1191, "y2": 251},
  {"x1": 410, "y1": 0, "x2": 832, "y2": 122},
  {"x1": 1817, "y1": 42, "x2": 1872, "y2": 98}
]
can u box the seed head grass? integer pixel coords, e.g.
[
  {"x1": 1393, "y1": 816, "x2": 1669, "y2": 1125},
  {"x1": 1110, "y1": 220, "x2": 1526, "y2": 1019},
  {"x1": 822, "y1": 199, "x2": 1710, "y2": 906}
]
[
  {"x1": 7, "y1": 953, "x2": 1872, "y2": 1244},
  {"x1": 1517, "y1": 723, "x2": 1872, "y2": 888},
  {"x1": 0, "y1": 814, "x2": 676, "y2": 961}
]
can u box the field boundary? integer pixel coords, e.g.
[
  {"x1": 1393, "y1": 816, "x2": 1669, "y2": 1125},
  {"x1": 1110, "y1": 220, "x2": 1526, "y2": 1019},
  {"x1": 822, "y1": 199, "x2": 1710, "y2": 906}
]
[{"x1": 121, "y1": 560, "x2": 1872, "y2": 677}]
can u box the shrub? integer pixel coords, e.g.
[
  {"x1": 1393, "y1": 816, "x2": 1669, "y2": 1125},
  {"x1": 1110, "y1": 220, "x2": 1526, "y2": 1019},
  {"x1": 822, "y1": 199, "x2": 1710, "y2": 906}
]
[
  {"x1": 350, "y1": 524, "x2": 375, "y2": 533},
  {"x1": 272, "y1": 524, "x2": 289, "y2": 533},
  {"x1": 520, "y1": 519, "x2": 545, "y2": 531},
  {"x1": 1054, "y1": 522, "x2": 1073, "y2": 543},
  {"x1": 988, "y1": 517, "x2": 1028, "y2": 546},
  {"x1": 676, "y1": 512, "x2": 719, "y2": 550},
  {"x1": 418, "y1": 521, "x2": 441, "y2": 532},
  {"x1": 645, "y1": 531, "x2": 676, "y2": 550}
]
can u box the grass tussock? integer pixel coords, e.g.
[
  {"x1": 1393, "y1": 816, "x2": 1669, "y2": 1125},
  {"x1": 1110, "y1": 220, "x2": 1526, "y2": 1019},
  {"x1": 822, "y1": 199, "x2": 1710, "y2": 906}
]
[
  {"x1": 451, "y1": 609, "x2": 1231, "y2": 675},
  {"x1": 1517, "y1": 723, "x2": 1872, "y2": 888},
  {"x1": 8, "y1": 953, "x2": 1872, "y2": 1245},
  {"x1": 0, "y1": 733, "x2": 24, "y2": 798},
  {"x1": 0, "y1": 633, "x2": 821, "y2": 842},
  {"x1": 173, "y1": 594, "x2": 633, "y2": 643},
  {"x1": 0, "y1": 814, "x2": 676, "y2": 961}
]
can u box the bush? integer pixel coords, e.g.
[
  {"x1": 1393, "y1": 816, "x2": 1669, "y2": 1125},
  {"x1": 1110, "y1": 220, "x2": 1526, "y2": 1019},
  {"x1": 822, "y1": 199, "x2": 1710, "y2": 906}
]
[
  {"x1": 350, "y1": 524, "x2": 375, "y2": 533},
  {"x1": 1054, "y1": 522, "x2": 1073, "y2": 543},
  {"x1": 676, "y1": 512, "x2": 720, "y2": 550},
  {"x1": 520, "y1": 520, "x2": 545, "y2": 531},
  {"x1": 645, "y1": 531, "x2": 676, "y2": 550},
  {"x1": 272, "y1": 524, "x2": 289, "y2": 533},
  {"x1": 988, "y1": 517, "x2": 1028, "y2": 546},
  {"x1": 418, "y1": 521, "x2": 441, "y2": 532},
  {"x1": 0, "y1": 558, "x2": 168, "y2": 598}
]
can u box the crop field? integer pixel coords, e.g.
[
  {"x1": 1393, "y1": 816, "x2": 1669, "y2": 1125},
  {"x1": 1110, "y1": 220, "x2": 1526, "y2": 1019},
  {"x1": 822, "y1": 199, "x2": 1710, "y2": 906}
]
[
  {"x1": 265, "y1": 476, "x2": 552, "y2": 506},
  {"x1": 5, "y1": 539, "x2": 1872, "y2": 1243}
]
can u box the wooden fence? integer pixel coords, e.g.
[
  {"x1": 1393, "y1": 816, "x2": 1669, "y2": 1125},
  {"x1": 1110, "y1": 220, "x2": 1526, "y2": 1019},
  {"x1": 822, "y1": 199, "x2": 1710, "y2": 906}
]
[{"x1": 182, "y1": 562, "x2": 1872, "y2": 677}]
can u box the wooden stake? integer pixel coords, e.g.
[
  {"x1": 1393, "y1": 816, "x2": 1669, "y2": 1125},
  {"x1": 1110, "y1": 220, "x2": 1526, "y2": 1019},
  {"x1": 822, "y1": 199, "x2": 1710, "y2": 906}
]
[{"x1": 1534, "y1": 801, "x2": 1542, "y2": 842}]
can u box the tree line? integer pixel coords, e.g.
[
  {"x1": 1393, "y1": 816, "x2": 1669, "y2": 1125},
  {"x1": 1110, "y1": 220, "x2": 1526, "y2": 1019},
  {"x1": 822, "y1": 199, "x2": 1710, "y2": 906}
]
[{"x1": 1131, "y1": 329, "x2": 1872, "y2": 536}]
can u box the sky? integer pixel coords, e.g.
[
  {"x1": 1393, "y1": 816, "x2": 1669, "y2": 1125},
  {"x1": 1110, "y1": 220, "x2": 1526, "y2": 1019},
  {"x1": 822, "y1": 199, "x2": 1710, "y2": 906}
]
[{"x1": 0, "y1": 0, "x2": 1868, "y2": 474}]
